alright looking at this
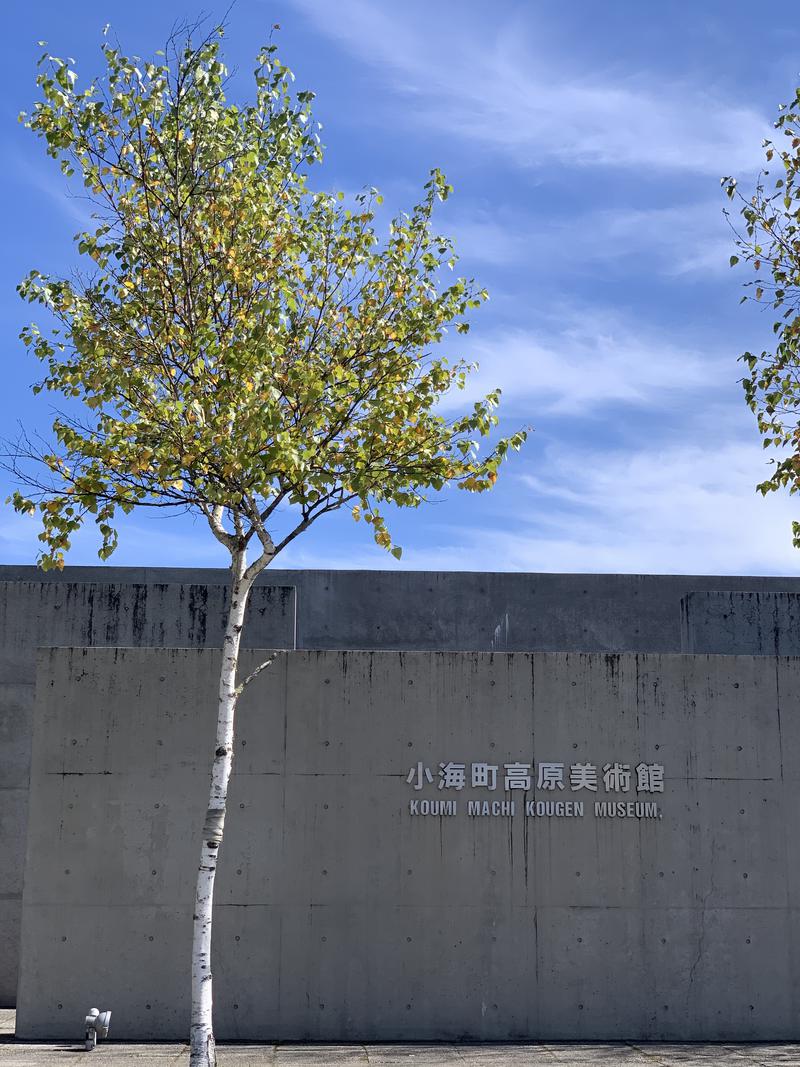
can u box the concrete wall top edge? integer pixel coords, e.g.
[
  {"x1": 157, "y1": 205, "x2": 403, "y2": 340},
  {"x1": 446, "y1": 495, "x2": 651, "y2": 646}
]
[
  {"x1": 2, "y1": 564, "x2": 800, "y2": 582},
  {"x1": 34, "y1": 646, "x2": 800, "y2": 663},
  {"x1": 0, "y1": 578, "x2": 295, "y2": 590}
]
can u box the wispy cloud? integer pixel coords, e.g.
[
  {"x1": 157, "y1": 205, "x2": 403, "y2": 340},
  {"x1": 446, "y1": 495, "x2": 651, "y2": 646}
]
[
  {"x1": 275, "y1": 438, "x2": 799, "y2": 576},
  {"x1": 289, "y1": 0, "x2": 770, "y2": 175},
  {"x1": 439, "y1": 309, "x2": 729, "y2": 417},
  {"x1": 381, "y1": 440, "x2": 797, "y2": 576},
  {"x1": 10, "y1": 150, "x2": 95, "y2": 229},
  {"x1": 448, "y1": 200, "x2": 735, "y2": 278},
  {"x1": 505, "y1": 440, "x2": 798, "y2": 574},
  {"x1": 582, "y1": 203, "x2": 736, "y2": 277},
  {"x1": 5, "y1": 438, "x2": 792, "y2": 576}
]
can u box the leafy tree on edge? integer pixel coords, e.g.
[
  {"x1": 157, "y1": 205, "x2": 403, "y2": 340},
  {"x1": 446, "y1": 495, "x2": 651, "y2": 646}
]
[{"x1": 724, "y1": 86, "x2": 800, "y2": 545}]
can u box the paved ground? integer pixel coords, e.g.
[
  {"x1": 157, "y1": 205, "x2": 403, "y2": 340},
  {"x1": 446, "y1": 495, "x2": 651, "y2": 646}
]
[{"x1": 3, "y1": 1012, "x2": 800, "y2": 1066}]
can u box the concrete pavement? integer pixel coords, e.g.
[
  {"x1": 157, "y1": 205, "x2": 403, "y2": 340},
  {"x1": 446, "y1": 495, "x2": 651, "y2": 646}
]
[{"x1": 3, "y1": 1012, "x2": 800, "y2": 1066}]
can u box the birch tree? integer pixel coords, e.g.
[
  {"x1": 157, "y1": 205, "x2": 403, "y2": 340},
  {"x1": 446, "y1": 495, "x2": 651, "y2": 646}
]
[
  {"x1": 724, "y1": 84, "x2": 800, "y2": 546},
  {"x1": 10, "y1": 25, "x2": 527, "y2": 1066}
]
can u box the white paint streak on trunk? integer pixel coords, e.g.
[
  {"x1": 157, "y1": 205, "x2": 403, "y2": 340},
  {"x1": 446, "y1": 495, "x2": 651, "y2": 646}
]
[{"x1": 189, "y1": 552, "x2": 252, "y2": 1067}]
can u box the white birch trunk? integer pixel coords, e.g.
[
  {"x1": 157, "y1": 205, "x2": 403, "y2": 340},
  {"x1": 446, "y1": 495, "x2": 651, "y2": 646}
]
[{"x1": 189, "y1": 552, "x2": 252, "y2": 1067}]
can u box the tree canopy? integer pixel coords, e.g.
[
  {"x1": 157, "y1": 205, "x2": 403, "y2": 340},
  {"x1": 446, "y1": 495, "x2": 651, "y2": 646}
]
[
  {"x1": 10, "y1": 25, "x2": 526, "y2": 572},
  {"x1": 724, "y1": 86, "x2": 800, "y2": 546}
]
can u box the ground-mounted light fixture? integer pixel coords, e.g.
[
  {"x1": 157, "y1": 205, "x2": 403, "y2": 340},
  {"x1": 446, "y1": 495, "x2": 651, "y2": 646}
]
[{"x1": 84, "y1": 1008, "x2": 111, "y2": 1050}]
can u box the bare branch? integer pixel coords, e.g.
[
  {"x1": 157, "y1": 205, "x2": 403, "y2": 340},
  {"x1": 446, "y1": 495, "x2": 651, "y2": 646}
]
[{"x1": 235, "y1": 653, "x2": 276, "y2": 697}]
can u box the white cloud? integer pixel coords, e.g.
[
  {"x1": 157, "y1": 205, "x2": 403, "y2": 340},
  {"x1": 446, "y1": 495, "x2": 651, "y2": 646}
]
[
  {"x1": 380, "y1": 440, "x2": 798, "y2": 576},
  {"x1": 5, "y1": 438, "x2": 795, "y2": 576},
  {"x1": 448, "y1": 200, "x2": 735, "y2": 278},
  {"x1": 446, "y1": 215, "x2": 531, "y2": 268},
  {"x1": 502, "y1": 440, "x2": 799, "y2": 574},
  {"x1": 289, "y1": 0, "x2": 770, "y2": 175},
  {"x1": 279, "y1": 437, "x2": 800, "y2": 575},
  {"x1": 439, "y1": 311, "x2": 727, "y2": 417},
  {"x1": 11, "y1": 151, "x2": 95, "y2": 229},
  {"x1": 588, "y1": 203, "x2": 735, "y2": 277}
]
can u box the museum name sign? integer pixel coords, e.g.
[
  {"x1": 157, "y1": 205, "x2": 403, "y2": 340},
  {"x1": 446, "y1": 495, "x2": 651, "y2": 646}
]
[{"x1": 406, "y1": 758, "x2": 665, "y2": 821}]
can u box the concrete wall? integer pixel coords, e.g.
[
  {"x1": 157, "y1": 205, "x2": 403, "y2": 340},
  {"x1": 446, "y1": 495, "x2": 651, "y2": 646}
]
[
  {"x1": 5, "y1": 567, "x2": 800, "y2": 1008},
  {"x1": 0, "y1": 582, "x2": 295, "y2": 1007},
  {"x1": 17, "y1": 646, "x2": 800, "y2": 1041},
  {"x1": 4, "y1": 565, "x2": 800, "y2": 653},
  {"x1": 682, "y1": 591, "x2": 800, "y2": 655}
]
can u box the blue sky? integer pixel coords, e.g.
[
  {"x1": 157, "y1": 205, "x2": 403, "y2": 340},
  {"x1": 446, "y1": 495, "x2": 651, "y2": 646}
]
[{"x1": 2, "y1": 0, "x2": 799, "y2": 575}]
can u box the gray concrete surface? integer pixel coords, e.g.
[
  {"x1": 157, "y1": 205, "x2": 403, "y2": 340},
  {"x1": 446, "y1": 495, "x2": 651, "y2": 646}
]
[
  {"x1": 5, "y1": 568, "x2": 800, "y2": 1013},
  {"x1": 3, "y1": 567, "x2": 797, "y2": 1013},
  {"x1": 4, "y1": 1016, "x2": 800, "y2": 1066},
  {"x1": 681, "y1": 591, "x2": 800, "y2": 655},
  {"x1": 0, "y1": 582, "x2": 295, "y2": 1007},
  {"x1": 17, "y1": 648, "x2": 800, "y2": 1042},
  {"x1": 4, "y1": 566, "x2": 800, "y2": 654},
  {"x1": 5, "y1": 1044, "x2": 800, "y2": 1066}
]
